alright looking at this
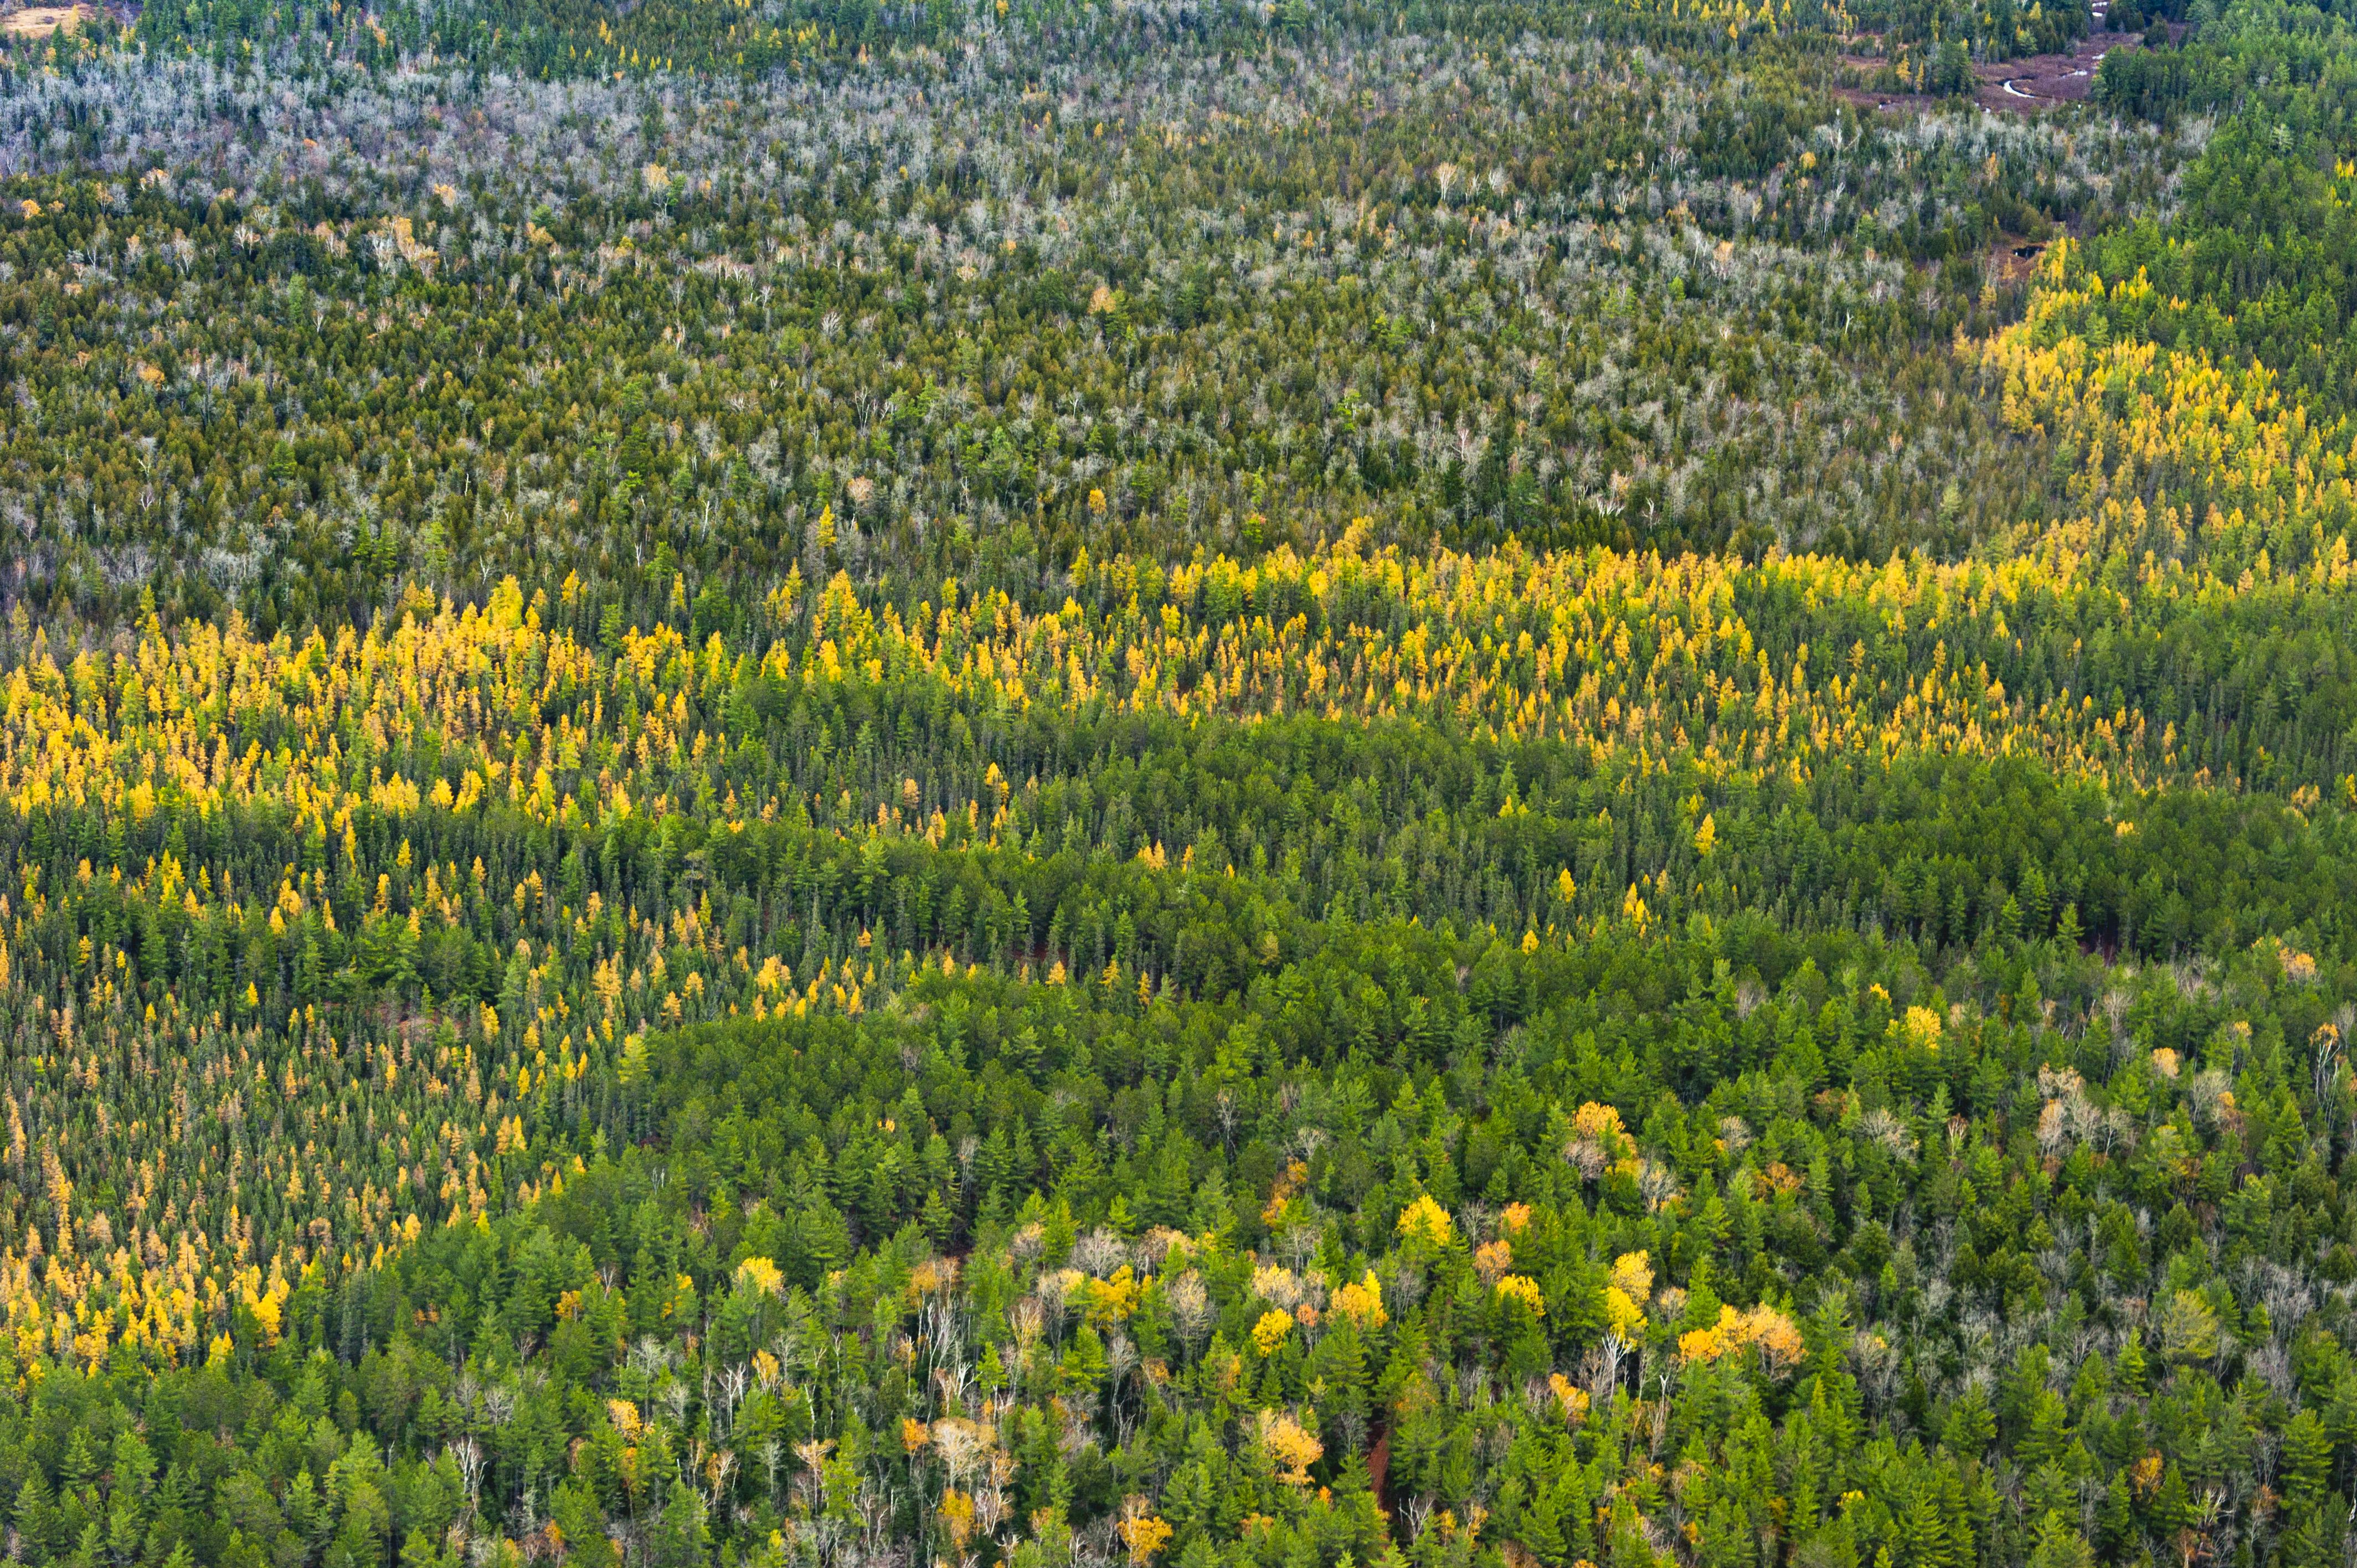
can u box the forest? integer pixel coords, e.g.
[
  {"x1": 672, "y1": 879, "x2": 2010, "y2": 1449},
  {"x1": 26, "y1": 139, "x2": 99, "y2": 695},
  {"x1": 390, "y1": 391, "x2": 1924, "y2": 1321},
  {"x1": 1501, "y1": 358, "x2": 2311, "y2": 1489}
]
[{"x1": 1, "y1": 0, "x2": 2356, "y2": 1566}]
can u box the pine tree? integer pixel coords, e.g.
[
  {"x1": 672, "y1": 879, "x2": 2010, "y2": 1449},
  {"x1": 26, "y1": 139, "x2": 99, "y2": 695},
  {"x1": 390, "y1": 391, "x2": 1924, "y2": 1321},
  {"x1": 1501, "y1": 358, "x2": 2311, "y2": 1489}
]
[
  {"x1": 397, "y1": 1530, "x2": 447, "y2": 1568},
  {"x1": 14, "y1": 1467, "x2": 59, "y2": 1568},
  {"x1": 552, "y1": 1482, "x2": 620, "y2": 1568},
  {"x1": 647, "y1": 1482, "x2": 710, "y2": 1568},
  {"x1": 1521, "y1": 1485, "x2": 1567, "y2": 1568},
  {"x1": 2026, "y1": 1513, "x2": 2094, "y2": 1568},
  {"x1": 2096, "y1": 1470, "x2": 2137, "y2": 1559},
  {"x1": 2282, "y1": 1409, "x2": 2332, "y2": 1504}
]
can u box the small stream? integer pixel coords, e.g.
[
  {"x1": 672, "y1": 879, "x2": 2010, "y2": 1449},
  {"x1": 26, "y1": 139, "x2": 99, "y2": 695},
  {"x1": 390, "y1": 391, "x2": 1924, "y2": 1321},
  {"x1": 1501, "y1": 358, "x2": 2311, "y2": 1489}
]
[{"x1": 1999, "y1": 47, "x2": 2105, "y2": 100}]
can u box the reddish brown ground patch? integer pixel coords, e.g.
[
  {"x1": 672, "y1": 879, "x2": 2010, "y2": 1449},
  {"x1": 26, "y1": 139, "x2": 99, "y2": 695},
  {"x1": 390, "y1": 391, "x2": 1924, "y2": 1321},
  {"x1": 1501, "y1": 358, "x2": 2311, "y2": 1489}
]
[
  {"x1": 1831, "y1": 24, "x2": 2170, "y2": 117},
  {"x1": 1829, "y1": 55, "x2": 1928, "y2": 114},
  {"x1": 1829, "y1": 83, "x2": 1926, "y2": 113},
  {"x1": 1989, "y1": 238, "x2": 2049, "y2": 283},
  {"x1": 1970, "y1": 29, "x2": 2130, "y2": 111}
]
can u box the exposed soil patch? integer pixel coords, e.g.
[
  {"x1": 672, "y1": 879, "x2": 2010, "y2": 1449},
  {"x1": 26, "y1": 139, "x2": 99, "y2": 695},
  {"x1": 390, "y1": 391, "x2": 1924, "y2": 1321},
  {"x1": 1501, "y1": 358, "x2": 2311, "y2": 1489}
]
[
  {"x1": 1, "y1": 3, "x2": 91, "y2": 34},
  {"x1": 1988, "y1": 237, "x2": 2049, "y2": 283},
  {"x1": 1828, "y1": 55, "x2": 1928, "y2": 114},
  {"x1": 1828, "y1": 81, "x2": 1927, "y2": 114}
]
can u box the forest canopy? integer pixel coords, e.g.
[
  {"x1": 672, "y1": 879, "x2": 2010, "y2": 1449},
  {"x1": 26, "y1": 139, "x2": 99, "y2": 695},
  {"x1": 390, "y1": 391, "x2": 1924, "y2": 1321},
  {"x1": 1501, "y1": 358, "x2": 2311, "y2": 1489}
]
[{"x1": 1, "y1": 3, "x2": 2355, "y2": 1568}]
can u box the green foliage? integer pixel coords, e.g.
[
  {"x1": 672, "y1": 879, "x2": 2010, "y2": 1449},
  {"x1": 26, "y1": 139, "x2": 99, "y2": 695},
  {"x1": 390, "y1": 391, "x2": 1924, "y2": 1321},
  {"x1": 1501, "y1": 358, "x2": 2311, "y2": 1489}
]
[
  {"x1": 0, "y1": 1, "x2": 2355, "y2": 1567},
  {"x1": 0, "y1": 2, "x2": 2186, "y2": 635}
]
